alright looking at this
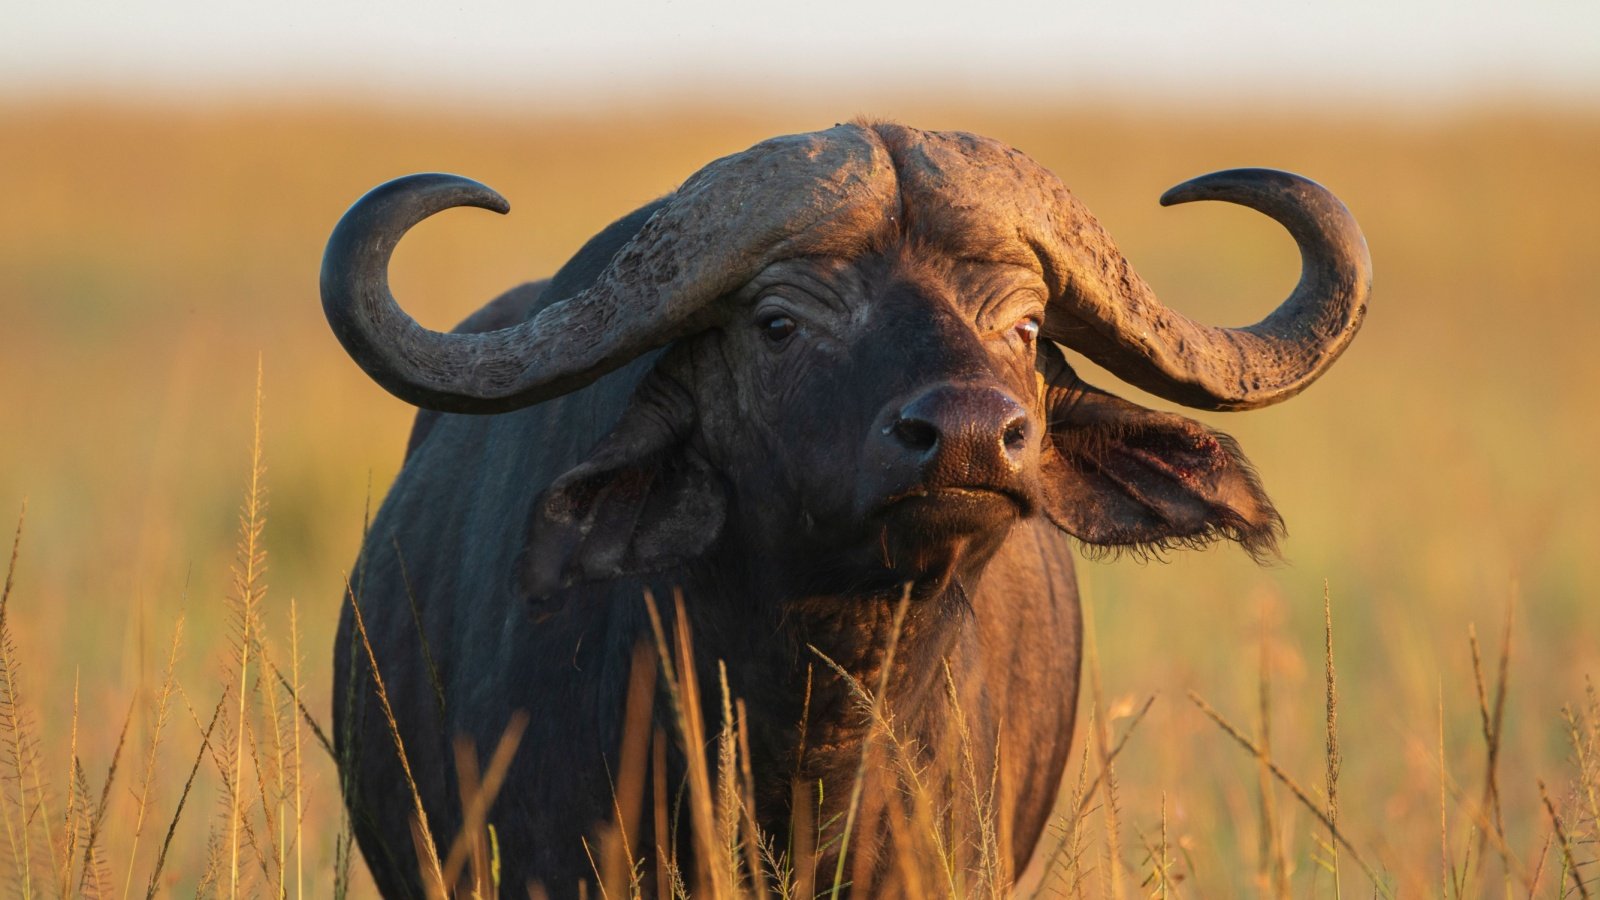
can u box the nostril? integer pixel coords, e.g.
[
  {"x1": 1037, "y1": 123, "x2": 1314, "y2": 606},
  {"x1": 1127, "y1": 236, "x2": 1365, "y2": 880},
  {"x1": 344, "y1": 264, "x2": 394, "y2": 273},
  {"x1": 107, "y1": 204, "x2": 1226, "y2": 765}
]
[
  {"x1": 890, "y1": 416, "x2": 939, "y2": 453},
  {"x1": 1002, "y1": 418, "x2": 1028, "y2": 452}
]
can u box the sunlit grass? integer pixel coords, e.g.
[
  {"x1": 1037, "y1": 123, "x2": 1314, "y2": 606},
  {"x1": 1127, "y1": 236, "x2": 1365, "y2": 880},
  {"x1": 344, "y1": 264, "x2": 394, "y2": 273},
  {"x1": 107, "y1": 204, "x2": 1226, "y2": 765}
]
[{"x1": 0, "y1": 98, "x2": 1595, "y2": 895}]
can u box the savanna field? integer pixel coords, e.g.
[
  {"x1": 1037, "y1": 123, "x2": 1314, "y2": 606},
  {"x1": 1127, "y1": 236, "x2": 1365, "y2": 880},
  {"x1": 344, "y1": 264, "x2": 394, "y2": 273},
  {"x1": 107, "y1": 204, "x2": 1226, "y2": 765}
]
[{"x1": 0, "y1": 98, "x2": 1597, "y2": 896}]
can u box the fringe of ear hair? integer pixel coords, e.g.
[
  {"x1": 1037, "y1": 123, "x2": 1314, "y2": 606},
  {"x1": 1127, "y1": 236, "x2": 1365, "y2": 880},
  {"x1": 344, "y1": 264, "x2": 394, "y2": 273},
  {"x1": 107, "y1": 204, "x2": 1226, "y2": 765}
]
[
  {"x1": 1072, "y1": 514, "x2": 1284, "y2": 566},
  {"x1": 1063, "y1": 429, "x2": 1285, "y2": 565}
]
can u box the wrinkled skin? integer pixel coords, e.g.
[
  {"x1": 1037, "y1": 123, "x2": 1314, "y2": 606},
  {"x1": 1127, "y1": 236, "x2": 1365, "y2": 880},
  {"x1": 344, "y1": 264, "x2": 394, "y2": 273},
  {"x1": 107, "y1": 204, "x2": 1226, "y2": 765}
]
[{"x1": 334, "y1": 127, "x2": 1293, "y2": 898}]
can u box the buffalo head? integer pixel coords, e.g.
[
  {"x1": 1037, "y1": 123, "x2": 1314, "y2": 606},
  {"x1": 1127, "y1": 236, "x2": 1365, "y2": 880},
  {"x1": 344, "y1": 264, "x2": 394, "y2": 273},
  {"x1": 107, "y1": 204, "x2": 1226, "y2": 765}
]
[{"x1": 322, "y1": 122, "x2": 1368, "y2": 605}]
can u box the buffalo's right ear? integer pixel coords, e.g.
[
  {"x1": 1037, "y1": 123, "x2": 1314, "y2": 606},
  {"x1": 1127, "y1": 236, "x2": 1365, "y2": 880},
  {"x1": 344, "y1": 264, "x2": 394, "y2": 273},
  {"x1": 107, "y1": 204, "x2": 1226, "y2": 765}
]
[{"x1": 521, "y1": 365, "x2": 726, "y2": 607}]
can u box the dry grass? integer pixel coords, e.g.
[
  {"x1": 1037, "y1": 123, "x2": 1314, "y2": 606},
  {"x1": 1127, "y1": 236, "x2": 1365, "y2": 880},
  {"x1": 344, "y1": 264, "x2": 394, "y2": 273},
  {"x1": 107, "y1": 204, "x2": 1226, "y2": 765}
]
[{"x1": 0, "y1": 96, "x2": 1596, "y2": 895}]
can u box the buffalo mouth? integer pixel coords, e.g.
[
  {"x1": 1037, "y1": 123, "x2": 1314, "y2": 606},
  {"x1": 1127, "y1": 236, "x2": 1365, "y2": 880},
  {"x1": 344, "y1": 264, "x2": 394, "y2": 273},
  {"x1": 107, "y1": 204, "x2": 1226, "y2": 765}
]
[
  {"x1": 875, "y1": 486, "x2": 1027, "y2": 530},
  {"x1": 865, "y1": 486, "x2": 1028, "y2": 594}
]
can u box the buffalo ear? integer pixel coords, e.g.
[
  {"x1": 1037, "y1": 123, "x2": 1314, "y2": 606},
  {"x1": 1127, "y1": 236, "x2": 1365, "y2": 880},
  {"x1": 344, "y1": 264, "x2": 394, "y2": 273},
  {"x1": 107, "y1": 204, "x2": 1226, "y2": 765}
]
[
  {"x1": 521, "y1": 370, "x2": 726, "y2": 604},
  {"x1": 1038, "y1": 350, "x2": 1283, "y2": 559}
]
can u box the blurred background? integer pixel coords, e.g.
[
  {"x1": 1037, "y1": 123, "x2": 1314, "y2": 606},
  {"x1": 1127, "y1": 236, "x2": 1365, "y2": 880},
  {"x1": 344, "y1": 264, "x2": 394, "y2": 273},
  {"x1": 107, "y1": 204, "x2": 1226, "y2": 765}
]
[{"x1": 3, "y1": 0, "x2": 1597, "y2": 895}]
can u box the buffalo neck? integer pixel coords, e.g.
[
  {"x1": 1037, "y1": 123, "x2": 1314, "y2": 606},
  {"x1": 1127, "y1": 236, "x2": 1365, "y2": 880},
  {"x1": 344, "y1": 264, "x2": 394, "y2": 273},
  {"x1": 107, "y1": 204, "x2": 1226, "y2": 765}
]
[{"x1": 674, "y1": 539, "x2": 989, "y2": 838}]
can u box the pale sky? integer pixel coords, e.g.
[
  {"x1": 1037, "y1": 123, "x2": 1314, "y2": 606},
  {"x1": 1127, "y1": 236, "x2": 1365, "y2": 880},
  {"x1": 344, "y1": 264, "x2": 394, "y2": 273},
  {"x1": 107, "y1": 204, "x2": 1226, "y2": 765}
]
[{"x1": 7, "y1": 0, "x2": 1598, "y2": 105}]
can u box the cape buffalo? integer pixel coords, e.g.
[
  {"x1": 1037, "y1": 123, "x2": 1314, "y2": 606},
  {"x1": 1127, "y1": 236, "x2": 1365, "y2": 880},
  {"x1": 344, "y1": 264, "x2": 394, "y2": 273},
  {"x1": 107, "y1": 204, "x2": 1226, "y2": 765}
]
[{"x1": 323, "y1": 121, "x2": 1369, "y2": 897}]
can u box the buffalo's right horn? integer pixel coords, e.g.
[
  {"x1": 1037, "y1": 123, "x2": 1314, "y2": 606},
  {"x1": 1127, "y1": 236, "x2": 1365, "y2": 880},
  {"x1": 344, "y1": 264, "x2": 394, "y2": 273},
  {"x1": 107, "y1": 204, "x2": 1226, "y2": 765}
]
[{"x1": 321, "y1": 126, "x2": 898, "y2": 414}]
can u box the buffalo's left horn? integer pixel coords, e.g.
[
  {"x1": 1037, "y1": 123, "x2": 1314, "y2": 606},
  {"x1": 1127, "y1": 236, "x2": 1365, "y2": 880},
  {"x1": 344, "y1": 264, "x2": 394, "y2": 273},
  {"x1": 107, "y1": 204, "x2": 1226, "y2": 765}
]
[
  {"x1": 1042, "y1": 168, "x2": 1370, "y2": 412},
  {"x1": 321, "y1": 125, "x2": 897, "y2": 413}
]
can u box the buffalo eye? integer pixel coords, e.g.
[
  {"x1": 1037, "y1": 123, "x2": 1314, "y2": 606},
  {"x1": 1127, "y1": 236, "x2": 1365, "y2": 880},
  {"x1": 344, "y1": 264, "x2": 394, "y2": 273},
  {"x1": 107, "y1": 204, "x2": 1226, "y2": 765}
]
[
  {"x1": 1014, "y1": 316, "x2": 1041, "y2": 345},
  {"x1": 761, "y1": 314, "x2": 797, "y2": 343}
]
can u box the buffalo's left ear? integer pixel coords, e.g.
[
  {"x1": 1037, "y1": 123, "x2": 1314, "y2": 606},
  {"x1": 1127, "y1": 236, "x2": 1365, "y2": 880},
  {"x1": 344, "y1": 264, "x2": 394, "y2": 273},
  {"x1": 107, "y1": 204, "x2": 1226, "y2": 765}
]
[
  {"x1": 1038, "y1": 348, "x2": 1283, "y2": 559},
  {"x1": 521, "y1": 366, "x2": 726, "y2": 604}
]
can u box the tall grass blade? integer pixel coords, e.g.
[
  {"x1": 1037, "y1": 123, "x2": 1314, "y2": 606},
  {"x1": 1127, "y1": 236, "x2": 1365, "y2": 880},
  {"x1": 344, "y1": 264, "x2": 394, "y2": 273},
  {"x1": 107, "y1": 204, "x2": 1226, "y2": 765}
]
[
  {"x1": 1083, "y1": 593, "x2": 1125, "y2": 900},
  {"x1": 147, "y1": 690, "x2": 226, "y2": 899},
  {"x1": 1187, "y1": 691, "x2": 1392, "y2": 900},
  {"x1": 345, "y1": 577, "x2": 448, "y2": 897},
  {"x1": 78, "y1": 693, "x2": 135, "y2": 896},
  {"x1": 441, "y1": 711, "x2": 529, "y2": 890},
  {"x1": 227, "y1": 358, "x2": 270, "y2": 900},
  {"x1": 1538, "y1": 778, "x2": 1590, "y2": 900},
  {"x1": 1323, "y1": 584, "x2": 1342, "y2": 900},
  {"x1": 809, "y1": 587, "x2": 910, "y2": 900},
  {"x1": 0, "y1": 502, "x2": 37, "y2": 899},
  {"x1": 289, "y1": 597, "x2": 305, "y2": 900},
  {"x1": 123, "y1": 616, "x2": 183, "y2": 900},
  {"x1": 1257, "y1": 600, "x2": 1289, "y2": 900}
]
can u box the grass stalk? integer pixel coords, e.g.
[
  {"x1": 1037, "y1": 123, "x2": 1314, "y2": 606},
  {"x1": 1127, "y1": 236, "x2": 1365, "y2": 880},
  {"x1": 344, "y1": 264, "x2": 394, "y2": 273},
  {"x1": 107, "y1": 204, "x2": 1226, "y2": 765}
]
[
  {"x1": 68, "y1": 756, "x2": 96, "y2": 894},
  {"x1": 643, "y1": 589, "x2": 733, "y2": 900},
  {"x1": 392, "y1": 540, "x2": 446, "y2": 725},
  {"x1": 716, "y1": 663, "x2": 742, "y2": 890},
  {"x1": 1, "y1": 503, "x2": 36, "y2": 900},
  {"x1": 1323, "y1": 585, "x2": 1342, "y2": 900},
  {"x1": 1038, "y1": 694, "x2": 1156, "y2": 896},
  {"x1": 345, "y1": 579, "x2": 448, "y2": 897},
  {"x1": 228, "y1": 359, "x2": 268, "y2": 899},
  {"x1": 122, "y1": 617, "x2": 183, "y2": 900},
  {"x1": 290, "y1": 598, "x2": 305, "y2": 900},
  {"x1": 1187, "y1": 691, "x2": 1392, "y2": 899},
  {"x1": 1468, "y1": 597, "x2": 1515, "y2": 882},
  {"x1": 441, "y1": 711, "x2": 529, "y2": 891},
  {"x1": 946, "y1": 662, "x2": 1004, "y2": 898},
  {"x1": 1525, "y1": 829, "x2": 1554, "y2": 899},
  {"x1": 78, "y1": 692, "x2": 135, "y2": 895},
  {"x1": 1403, "y1": 720, "x2": 1535, "y2": 894},
  {"x1": 261, "y1": 638, "x2": 292, "y2": 897},
  {"x1": 651, "y1": 727, "x2": 670, "y2": 900},
  {"x1": 1257, "y1": 602, "x2": 1288, "y2": 900},
  {"x1": 269, "y1": 662, "x2": 334, "y2": 762},
  {"x1": 147, "y1": 690, "x2": 226, "y2": 899},
  {"x1": 1082, "y1": 593, "x2": 1125, "y2": 900},
  {"x1": 807, "y1": 589, "x2": 910, "y2": 900},
  {"x1": 243, "y1": 690, "x2": 283, "y2": 885},
  {"x1": 734, "y1": 700, "x2": 770, "y2": 900},
  {"x1": 1537, "y1": 778, "x2": 1589, "y2": 900},
  {"x1": 1438, "y1": 682, "x2": 1448, "y2": 900},
  {"x1": 61, "y1": 670, "x2": 81, "y2": 896}
]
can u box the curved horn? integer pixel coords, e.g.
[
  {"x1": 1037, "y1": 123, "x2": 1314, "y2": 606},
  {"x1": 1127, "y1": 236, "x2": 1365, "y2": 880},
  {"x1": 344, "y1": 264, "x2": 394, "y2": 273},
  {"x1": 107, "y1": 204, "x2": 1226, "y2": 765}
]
[
  {"x1": 321, "y1": 126, "x2": 897, "y2": 413},
  {"x1": 1042, "y1": 168, "x2": 1371, "y2": 411}
]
